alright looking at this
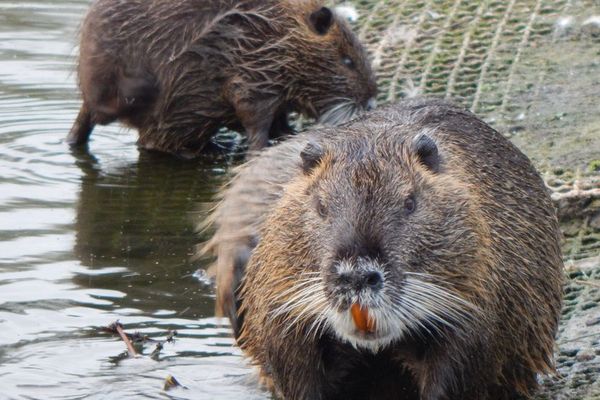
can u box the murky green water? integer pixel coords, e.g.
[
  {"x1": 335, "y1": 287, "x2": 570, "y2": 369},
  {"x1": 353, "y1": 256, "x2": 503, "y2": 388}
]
[{"x1": 0, "y1": 2, "x2": 266, "y2": 398}]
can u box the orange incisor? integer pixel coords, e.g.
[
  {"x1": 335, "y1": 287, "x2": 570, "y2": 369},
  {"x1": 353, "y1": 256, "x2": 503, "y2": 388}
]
[{"x1": 350, "y1": 303, "x2": 376, "y2": 333}]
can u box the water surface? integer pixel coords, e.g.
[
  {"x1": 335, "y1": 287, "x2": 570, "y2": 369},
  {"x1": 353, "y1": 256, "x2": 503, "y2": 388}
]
[{"x1": 0, "y1": 2, "x2": 264, "y2": 398}]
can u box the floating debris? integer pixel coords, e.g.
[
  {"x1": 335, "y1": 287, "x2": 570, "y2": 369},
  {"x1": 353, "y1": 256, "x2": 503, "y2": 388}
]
[
  {"x1": 164, "y1": 375, "x2": 187, "y2": 391},
  {"x1": 100, "y1": 321, "x2": 177, "y2": 358},
  {"x1": 101, "y1": 321, "x2": 139, "y2": 358}
]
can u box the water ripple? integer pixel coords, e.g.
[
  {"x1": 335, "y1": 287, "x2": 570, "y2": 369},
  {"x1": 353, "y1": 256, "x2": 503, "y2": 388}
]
[{"x1": 0, "y1": 1, "x2": 250, "y2": 398}]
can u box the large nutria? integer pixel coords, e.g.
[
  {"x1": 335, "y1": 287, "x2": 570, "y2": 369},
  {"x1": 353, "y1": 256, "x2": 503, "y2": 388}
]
[
  {"x1": 201, "y1": 99, "x2": 563, "y2": 399},
  {"x1": 68, "y1": 0, "x2": 377, "y2": 157}
]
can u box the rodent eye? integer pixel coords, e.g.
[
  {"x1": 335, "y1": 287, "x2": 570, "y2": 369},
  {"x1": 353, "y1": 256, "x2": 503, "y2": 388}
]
[
  {"x1": 341, "y1": 56, "x2": 355, "y2": 69},
  {"x1": 404, "y1": 196, "x2": 416, "y2": 214},
  {"x1": 315, "y1": 197, "x2": 328, "y2": 218}
]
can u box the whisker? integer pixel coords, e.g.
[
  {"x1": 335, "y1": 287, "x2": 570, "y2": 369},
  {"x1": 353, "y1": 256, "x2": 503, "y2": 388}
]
[
  {"x1": 280, "y1": 293, "x2": 328, "y2": 336},
  {"x1": 308, "y1": 309, "x2": 330, "y2": 340},
  {"x1": 269, "y1": 277, "x2": 322, "y2": 302},
  {"x1": 265, "y1": 272, "x2": 330, "y2": 339},
  {"x1": 261, "y1": 270, "x2": 479, "y2": 350},
  {"x1": 319, "y1": 100, "x2": 358, "y2": 125},
  {"x1": 376, "y1": 274, "x2": 481, "y2": 343}
]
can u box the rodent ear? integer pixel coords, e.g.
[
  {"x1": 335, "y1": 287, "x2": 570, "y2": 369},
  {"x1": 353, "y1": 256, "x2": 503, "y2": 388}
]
[
  {"x1": 300, "y1": 140, "x2": 324, "y2": 174},
  {"x1": 309, "y1": 7, "x2": 333, "y2": 35},
  {"x1": 412, "y1": 134, "x2": 440, "y2": 173}
]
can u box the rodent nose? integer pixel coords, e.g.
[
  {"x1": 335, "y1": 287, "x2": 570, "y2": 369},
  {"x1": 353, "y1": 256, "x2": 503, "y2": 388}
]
[
  {"x1": 364, "y1": 271, "x2": 383, "y2": 288},
  {"x1": 336, "y1": 269, "x2": 384, "y2": 292},
  {"x1": 366, "y1": 98, "x2": 377, "y2": 111}
]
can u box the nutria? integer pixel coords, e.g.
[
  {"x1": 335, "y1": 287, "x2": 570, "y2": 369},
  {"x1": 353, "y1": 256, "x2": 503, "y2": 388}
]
[
  {"x1": 201, "y1": 99, "x2": 563, "y2": 399},
  {"x1": 68, "y1": 0, "x2": 377, "y2": 157}
]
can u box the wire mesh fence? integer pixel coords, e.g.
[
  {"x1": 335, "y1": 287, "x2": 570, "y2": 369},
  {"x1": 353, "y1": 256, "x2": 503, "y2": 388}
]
[
  {"x1": 336, "y1": 0, "x2": 600, "y2": 255},
  {"x1": 334, "y1": 1, "x2": 600, "y2": 396}
]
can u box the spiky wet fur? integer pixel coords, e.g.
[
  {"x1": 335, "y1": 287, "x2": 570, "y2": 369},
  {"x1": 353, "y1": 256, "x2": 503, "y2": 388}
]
[
  {"x1": 198, "y1": 140, "x2": 306, "y2": 334},
  {"x1": 202, "y1": 99, "x2": 563, "y2": 400},
  {"x1": 70, "y1": 0, "x2": 377, "y2": 156}
]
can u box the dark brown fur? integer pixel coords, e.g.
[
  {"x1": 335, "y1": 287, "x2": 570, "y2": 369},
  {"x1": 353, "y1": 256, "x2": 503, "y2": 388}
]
[
  {"x1": 201, "y1": 99, "x2": 563, "y2": 400},
  {"x1": 68, "y1": 0, "x2": 377, "y2": 157}
]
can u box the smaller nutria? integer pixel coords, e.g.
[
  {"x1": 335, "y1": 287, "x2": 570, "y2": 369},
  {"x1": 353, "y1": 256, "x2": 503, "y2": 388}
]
[
  {"x1": 201, "y1": 99, "x2": 564, "y2": 399},
  {"x1": 68, "y1": 0, "x2": 377, "y2": 157}
]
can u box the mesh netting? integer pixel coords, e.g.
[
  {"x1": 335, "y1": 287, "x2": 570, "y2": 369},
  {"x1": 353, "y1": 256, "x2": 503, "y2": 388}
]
[
  {"x1": 332, "y1": 0, "x2": 600, "y2": 260},
  {"x1": 335, "y1": 0, "x2": 600, "y2": 171},
  {"x1": 332, "y1": 2, "x2": 600, "y2": 396}
]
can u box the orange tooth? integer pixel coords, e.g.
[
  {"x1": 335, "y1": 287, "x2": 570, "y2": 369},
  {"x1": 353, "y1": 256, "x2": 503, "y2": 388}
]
[{"x1": 350, "y1": 303, "x2": 376, "y2": 333}]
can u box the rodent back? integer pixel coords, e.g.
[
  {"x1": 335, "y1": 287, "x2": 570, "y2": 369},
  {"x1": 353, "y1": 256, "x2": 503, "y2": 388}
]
[
  {"x1": 238, "y1": 100, "x2": 563, "y2": 399},
  {"x1": 78, "y1": 0, "x2": 377, "y2": 139}
]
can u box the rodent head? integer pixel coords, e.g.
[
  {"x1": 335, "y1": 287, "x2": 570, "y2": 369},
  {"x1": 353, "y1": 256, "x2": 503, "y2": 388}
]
[
  {"x1": 285, "y1": 3, "x2": 377, "y2": 123},
  {"x1": 270, "y1": 128, "x2": 487, "y2": 352}
]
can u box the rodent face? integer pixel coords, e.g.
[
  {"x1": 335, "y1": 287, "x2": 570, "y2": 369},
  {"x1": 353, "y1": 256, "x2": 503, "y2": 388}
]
[
  {"x1": 292, "y1": 132, "x2": 483, "y2": 351},
  {"x1": 293, "y1": 7, "x2": 377, "y2": 124}
]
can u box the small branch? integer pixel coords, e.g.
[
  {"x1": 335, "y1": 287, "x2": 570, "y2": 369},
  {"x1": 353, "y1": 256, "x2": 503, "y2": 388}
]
[
  {"x1": 100, "y1": 322, "x2": 177, "y2": 358},
  {"x1": 112, "y1": 321, "x2": 138, "y2": 357},
  {"x1": 150, "y1": 342, "x2": 164, "y2": 360},
  {"x1": 166, "y1": 330, "x2": 178, "y2": 343}
]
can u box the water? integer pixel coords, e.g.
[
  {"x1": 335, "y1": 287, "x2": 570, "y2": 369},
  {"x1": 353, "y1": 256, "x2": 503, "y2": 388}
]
[{"x1": 0, "y1": 1, "x2": 266, "y2": 398}]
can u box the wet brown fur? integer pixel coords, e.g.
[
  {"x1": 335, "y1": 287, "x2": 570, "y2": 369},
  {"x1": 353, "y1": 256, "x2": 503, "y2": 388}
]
[
  {"x1": 201, "y1": 99, "x2": 563, "y2": 399},
  {"x1": 198, "y1": 141, "x2": 305, "y2": 333},
  {"x1": 69, "y1": 0, "x2": 377, "y2": 157}
]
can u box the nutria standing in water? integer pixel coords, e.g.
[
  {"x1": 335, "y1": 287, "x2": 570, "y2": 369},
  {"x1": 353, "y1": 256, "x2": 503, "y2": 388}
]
[
  {"x1": 68, "y1": 0, "x2": 377, "y2": 157},
  {"x1": 201, "y1": 99, "x2": 563, "y2": 399}
]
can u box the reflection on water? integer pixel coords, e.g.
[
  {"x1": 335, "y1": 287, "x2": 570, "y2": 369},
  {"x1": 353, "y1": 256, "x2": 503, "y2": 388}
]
[
  {"x1": 71, "y1": 148, "x2": 220, "y2": 317},
  {"x1": 0, "y1": 1, "x2": 267, "y2": 398}
]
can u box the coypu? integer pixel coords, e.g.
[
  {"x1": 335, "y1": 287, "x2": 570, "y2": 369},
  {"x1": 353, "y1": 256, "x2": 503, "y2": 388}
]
[
  {"x1": 201, "y1": 99, "x2": 563, "y2": 399},
  {"x1": 68, "y1": 0, "x2": 377, "y2": 157}
]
